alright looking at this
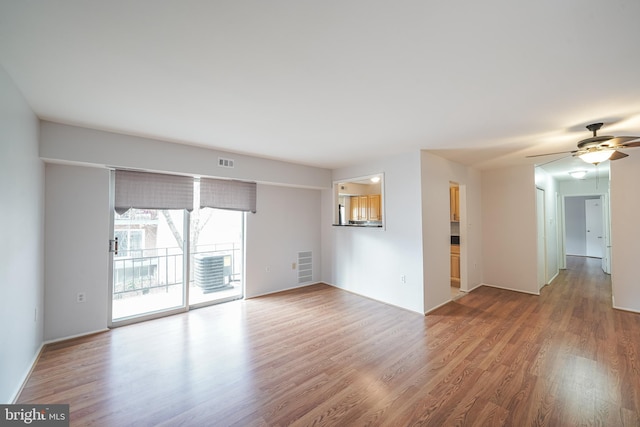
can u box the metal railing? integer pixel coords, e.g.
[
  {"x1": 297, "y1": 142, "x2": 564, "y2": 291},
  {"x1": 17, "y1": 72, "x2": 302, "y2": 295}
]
[{"x1": 113, "y1": 243, "x2": 242, "y2": 299}]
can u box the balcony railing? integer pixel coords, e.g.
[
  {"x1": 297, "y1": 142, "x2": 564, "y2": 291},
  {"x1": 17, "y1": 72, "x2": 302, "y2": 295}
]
[{"x1": 113, "y1": 243, "x2": 242, "y2": 300}]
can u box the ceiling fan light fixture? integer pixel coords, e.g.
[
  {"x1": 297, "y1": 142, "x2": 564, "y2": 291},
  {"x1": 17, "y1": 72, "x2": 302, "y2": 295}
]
[
  {"x1": 568, "y1": 170, "x2": 588, "y2": 179},
  {"x1": 578, "y1": 149, "x2": 615, "y2": 164}
]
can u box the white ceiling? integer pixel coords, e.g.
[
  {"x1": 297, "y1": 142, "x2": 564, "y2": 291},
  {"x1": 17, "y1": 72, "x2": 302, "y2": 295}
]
[{"x1": 1, "y1": 1, "x2": 640, "y2": 171}]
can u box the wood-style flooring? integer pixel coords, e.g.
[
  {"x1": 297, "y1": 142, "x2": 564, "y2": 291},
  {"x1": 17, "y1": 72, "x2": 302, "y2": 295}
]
[{"x1": 17, "y1": 256, "x2": 640, "y2": 426}]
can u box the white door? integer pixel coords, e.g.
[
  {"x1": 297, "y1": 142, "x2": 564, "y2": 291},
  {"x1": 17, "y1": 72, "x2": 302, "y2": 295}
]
[
  {"x1": 585, "y1": 199, "x2": 603, "y2": 258},
  {"x1": 536, "y1": 188, "x2": 547, "y2": 289}
]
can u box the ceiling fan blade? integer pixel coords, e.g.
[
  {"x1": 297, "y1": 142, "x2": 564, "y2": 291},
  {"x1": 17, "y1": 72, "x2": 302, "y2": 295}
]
[
  {"x1": 526, "y1": 150, "x2": 575, "y2": 158},
  {"x1": 610, "y1": 150, "x2": 629, "y2": 161},
  {"x1": 619, "y1": 138, "x2": 640, "y2": 148}
]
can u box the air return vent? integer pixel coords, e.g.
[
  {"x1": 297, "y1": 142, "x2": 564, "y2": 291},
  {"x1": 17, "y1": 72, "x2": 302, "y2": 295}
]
[
  {"x1": 218, "y1": 157, "x2": 235, "y2": 168},
  {"x1": 297, "y1": 251, "x2": 313, "y2": 284}
]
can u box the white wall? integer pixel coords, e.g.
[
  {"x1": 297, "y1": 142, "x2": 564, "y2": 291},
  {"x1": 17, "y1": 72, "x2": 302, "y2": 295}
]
[
  {"x1": 39, "y1": 123, "x2": 330, "y2": 340},
  {"x1": 40, "y1": 121, "x2": 330, "y2": 189},
  {"x1": 610, "y1": 156, "x2": 640, "y2": 312},
  {"x1": 0, "y1": 66, "x2": 44, "y2": 403},
  {"x1": 246, "y1": 184, "x2": 321, "y2": 297},
  {"x1": 44, "y1": 164, "x2": 110, "y2": 340},
  {"x1": 481, "y1": 165, "x2": 539, "y2": 294},
  {"x1": 420, "y1": 152, "x2": 483, "y2": 311},
  {"x1": 534, "y1": 168, "x2": 559, "y2": 283},
  {"x1": 324, "y1": 151, "x2": 425, "y2": 314}
]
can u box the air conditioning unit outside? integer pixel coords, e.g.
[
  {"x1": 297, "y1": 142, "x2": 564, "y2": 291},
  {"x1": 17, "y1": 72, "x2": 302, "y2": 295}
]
[{"x1": 194, "y1": 254, "x2": 232, "y2": 293}]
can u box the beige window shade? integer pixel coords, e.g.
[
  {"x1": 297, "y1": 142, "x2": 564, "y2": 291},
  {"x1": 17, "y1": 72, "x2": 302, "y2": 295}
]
[
  {"x1": 200, "y1": 178, "x2": 257, "y2": 213},
  {"x1": 114, "y1": 170, "x2": 194, "y2": 215}
]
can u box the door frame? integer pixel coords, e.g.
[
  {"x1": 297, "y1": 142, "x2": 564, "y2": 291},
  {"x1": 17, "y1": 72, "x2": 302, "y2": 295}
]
[{"x1": 558, "y1": 193, "x2": 611, "y2": 274}]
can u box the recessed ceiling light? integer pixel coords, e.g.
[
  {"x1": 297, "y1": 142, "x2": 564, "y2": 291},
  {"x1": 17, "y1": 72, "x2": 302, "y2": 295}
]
[{"x1": 370, "y1": 176, "x2": 381, "y2": 183}]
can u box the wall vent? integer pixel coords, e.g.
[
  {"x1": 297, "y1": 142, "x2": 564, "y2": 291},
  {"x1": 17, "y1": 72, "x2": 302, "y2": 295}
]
[
  {"x1": 218, "y1": 157, "x2": 235, "y2": 168},
  {"x1": 297, "y1": 251, "x2": 313, "y2": 284}
]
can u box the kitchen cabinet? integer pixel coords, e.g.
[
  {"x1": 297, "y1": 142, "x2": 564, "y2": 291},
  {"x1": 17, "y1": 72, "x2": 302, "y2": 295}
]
[
  {"x1": 358, "y1": 196, "x2": 368, "y2": 220},
  {"x1": 350, "y1": 194, "x2": 382, "y2": 221},
  {"x1": 368, "y1": 194, "x2": 381, "y2": 220},
  {"x1": 451, "y1": 245, "x2": 460, "y2": 286},
  {"x1": 450, "y1": 185, "x2": 460, "y2": 222},
  {"x1": 351, "y1": 196, "x2": 360, "y2": 221}
]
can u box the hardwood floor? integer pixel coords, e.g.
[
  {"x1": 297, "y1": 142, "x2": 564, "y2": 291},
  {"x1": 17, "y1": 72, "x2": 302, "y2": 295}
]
[{"x1": 18, "y1": 256, "x2": 640, "y2": 426}]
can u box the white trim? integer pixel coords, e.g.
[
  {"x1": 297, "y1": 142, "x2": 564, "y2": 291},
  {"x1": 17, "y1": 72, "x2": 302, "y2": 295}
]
[
  {"x1": 465, "y1": 282, "x2": 484, "y2": 293},
  {"x1": 43, "y1": 328, "x2": 110, "y2": 345},
  {"x1": 10, "y1": 343, "x2": 44, "y2": 404},
  {"x1": 481, "y1": 282, "x2": 540, "y2": 296},
  {"x1": 424, "y1": 299, "x2": 453, "y2": 315},
  {"x1": 547, "y1": 271, "x2": 560, "y2": 285},
  {"x1": 315, "y1": 282, "x2": 424, "y2": 316},
  {"x1": 613, "y1": 304, "x2": 640, "y2": 314}
]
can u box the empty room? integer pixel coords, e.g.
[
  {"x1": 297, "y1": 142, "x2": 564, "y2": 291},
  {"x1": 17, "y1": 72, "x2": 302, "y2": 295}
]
[{"x1": 2, "y1": 1, "x2": 640, "y2": 425}]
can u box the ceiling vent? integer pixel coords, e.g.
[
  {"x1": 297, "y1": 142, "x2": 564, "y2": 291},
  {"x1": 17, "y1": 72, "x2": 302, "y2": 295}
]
[{"x1": 218, "y1": 157, "x2": 235, "y2": 168}]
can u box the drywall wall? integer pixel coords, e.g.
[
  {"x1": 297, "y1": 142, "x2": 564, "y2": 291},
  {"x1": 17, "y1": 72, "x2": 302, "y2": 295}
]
[
  {"x1": 0, "y1": 65, "x2": 44, "y2": 403},
  {"x1": 534, "y1": 168, "x2": 559, "y2": 283},
  {"x1": 246, "y1": 184, "x2": 321, "y2": 297},
  {"x1": 325, "y1": 151, "x2": 425, "y2": 314},
  {"x1": 481, "y1": 165, "x2": 538, "y2": 294},
  {"x1": 40, "y1": 121, "x2": 331, "y2": 189},
  {"x1": 42, "y1": 162, "x2": 325, "y2": 339},
  {"x1": 420, "y1": 152, "x2": 483, "y2": 312},
  {"x1": 558, "y1": 177, "x2": 609, "y2": 197},
  {"x1": 610, "y1": 156, "x2": 640, "y2": 312},
  {"x1": 44, "y1": 164, "x2": 110, "y2": 340}
]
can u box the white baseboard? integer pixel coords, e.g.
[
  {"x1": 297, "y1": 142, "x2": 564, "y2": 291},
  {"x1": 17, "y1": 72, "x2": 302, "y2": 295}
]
[
  {"x1": 43, "y1": 328, "x2": 110, "y2": 346},
  {"x1": 10, "y1": 343, "x2": 44, "y2": 404},
  {"x1": 10, "y1": 328, "x2": 110, "y2": 403},
  {"x1": 481, "y1": 282, "x2": 540, "y2": 296},
  {"x1": 424, "y1": 299, "x2": 453, "y2": 315},
  {"x1": 613, "y1": 304, "x2": 640, "y2": 314},
  {"x1": 323, "y1": 282, "x2": 424, "y2": 315}
]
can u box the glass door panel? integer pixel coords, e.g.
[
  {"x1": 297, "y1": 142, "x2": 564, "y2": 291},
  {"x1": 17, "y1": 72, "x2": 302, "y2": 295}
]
[
  {"x1": 112, "y1": 208, "x2": 186, "y2": 322},
  {"x1": 189, "y1": 208, "x2": 244, "y2": 306}
]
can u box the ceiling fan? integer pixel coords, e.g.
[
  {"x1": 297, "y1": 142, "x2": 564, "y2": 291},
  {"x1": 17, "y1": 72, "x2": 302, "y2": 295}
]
[{"x1": 528, "y1": 123, "x2": 640, "y2": 165}]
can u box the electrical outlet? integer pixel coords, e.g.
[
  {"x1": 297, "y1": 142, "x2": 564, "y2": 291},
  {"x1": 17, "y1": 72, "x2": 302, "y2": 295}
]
[
  {"x1": 400, "y1": 275, "x2": 406, "y2": 284},
  {"x1": 77, "y1": 292, "x2": 86, "y2": 303},
  {"x1": 265, "y1": 266, "x2": 271, "y2": 273}
]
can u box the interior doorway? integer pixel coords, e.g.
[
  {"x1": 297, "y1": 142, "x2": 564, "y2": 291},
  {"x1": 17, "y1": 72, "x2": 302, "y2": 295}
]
[
  {"x1": 563, "y1": 194, "x2": 609, "y2": 274},
  {"x1": 536, "y1": 188, "x2": 547, "y2": 289},
  {"x1": 450, "y1": 182, "x2": 463, "y2": 300}
]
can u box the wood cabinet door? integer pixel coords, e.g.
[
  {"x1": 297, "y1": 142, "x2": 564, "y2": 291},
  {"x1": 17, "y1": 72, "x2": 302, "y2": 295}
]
[
  {"x1": 451, "y1": 253, "x2": 460, "y2": 279},
  {"x1": 368, "y1": 194, "x2": 381, "y2": 220},
  {"x1": 358, "y1": 196, "x2": 368, "y2": 220},
  {"x1": 351, "y1": 196, "x2": 360, "y2": 221},
  {"x1": 450, "y1": 186, "x2": 460, "y2": 221}
]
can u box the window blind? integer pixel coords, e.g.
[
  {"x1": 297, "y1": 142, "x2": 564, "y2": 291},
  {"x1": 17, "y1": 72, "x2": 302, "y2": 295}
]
[
  {"x1": 200, "y1": 178, "x2": 257, "y2": 213},
  {"x1": 114, "y1": 170, "x2": 194, "y2": 214}
]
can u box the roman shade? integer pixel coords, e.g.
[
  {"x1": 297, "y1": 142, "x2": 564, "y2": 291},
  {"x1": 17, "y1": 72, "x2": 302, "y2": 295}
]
[
  {"x1": 200, "y1": 178, "x2": 257, "y2": 213},
  {"x1": 115, "y1": 170, "x2": 194, "y2": 214}
]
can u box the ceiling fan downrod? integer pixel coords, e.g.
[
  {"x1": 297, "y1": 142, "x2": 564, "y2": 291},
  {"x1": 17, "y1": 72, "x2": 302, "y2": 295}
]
[{"x1": 586, "y1": 122, "x2": 603, "y2": 137}]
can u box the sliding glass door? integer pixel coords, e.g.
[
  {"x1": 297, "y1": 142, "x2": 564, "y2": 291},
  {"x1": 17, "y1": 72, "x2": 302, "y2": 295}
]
[
  {"x1": 189, "y1": 207, "x2": 244, "y2": 307},
  {"x1": 109, "y1": 171, "x2": 251, "y2": 326},
  {"x1": 111, "y1": 208, "x2": 186, "y2": 322}
]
